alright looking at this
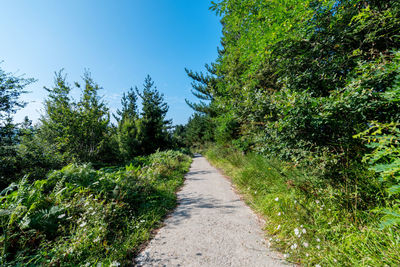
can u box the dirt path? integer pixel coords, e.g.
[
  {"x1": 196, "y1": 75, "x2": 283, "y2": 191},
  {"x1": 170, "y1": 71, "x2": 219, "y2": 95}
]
[{"x1": 135, "y1": 155, "x2": 286, "y2": 266}]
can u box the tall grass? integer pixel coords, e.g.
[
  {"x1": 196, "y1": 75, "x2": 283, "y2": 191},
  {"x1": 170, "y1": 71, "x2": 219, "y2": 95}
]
[
  {"x1": 205, "y1": 146, "x2": 400, "y2": 266},
  {"x1": 0, "y1": 150, "x2": 191, "y2": 266}
]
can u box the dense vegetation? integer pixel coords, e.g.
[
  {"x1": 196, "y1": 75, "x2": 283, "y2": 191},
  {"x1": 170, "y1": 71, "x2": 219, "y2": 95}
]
[
  {"x1": 182, "y1": 0, "x2": 400, "y2": 265},
  {"x1": 1, "y1": 150, "x2": 191, "y2": 265},
  {"x1": 0, "y1": 66, "x2": 190, "y2": 265}
]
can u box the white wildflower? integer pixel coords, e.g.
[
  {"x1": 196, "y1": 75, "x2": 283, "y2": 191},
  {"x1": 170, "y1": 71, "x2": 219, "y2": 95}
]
[
  {"x1": 94, "y1": 237, "x2": 100, "y2": 243},
  {"x1": 290, "y1": 243, "x2": 298, "y2": 250},
  {"x1": 302, "y1": 228, "x2": 306, "y2": 234},
  {"x1": 275, "y1": 197, "x2": 279, "y2": 201},
  {"x1": 277, "y1": 225, "x2": 281, "y2": 230},
  {"x1": 294, "y1": 200, "x2": 297, "y2": 204},
  {"x1": 305, "y1": 253, "x2": 309, "y2": 257},
  {"x1": 110, "y1": 261, "x2": 120, "y2": 267},
  {"x1": 294, "y1": 228, "x2": 300, "y2": 236},
  {"x1": 303, "y1": 242, "x2": 309, "y2": 248},
  {"x1": 254, "y1": 191, "x2": 257, "y2": 194},
  {"x1": 79, "y1": 221, "x2": 87, "y2": 227},
  {"x1": 333, "y1": 259, "x2": 337, "y2": 263},
  {"x1": 278, "y1": 212, "x2": 281, "y2": 216},
  {"x1": 140, "y1": 219, "x2": 146, "y2": 223},
  {"x1": 276, "y1": 238, "x2": 280, "y2": 241},
  {"x1": 316, "y1": 245, "x2": 321, "y2": 250},
  {"x1": 300, "y1": 224, "x2": 303, "y2": 228},
  {"x1": 284, "y1": 254, "x2": 289, "y2": 258},
  {"x1": 316, "y1": 238, "x2": 321, "y2": 242},
  {"x1": 315, "y1": 200, "x2": 320, "y2": 204},
  {"x1": 315, "y1": 265, "x2": 321, "y2": 267},
  {"x1": 58, "y1": 214, "x2": 66, "y2": 219}
]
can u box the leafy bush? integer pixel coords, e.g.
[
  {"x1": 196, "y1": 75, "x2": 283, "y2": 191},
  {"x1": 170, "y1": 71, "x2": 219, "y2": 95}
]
[{"x1": 0, "y1": 150, "x2": 191, "y2": 266}]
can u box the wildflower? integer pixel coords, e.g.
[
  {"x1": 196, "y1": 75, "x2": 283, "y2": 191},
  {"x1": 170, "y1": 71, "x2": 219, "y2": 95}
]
[
  {"x1": 300, "y1": 225, "x2": 303, "y2": 228},
  {"x1": 333, "y1": 259, "x2": 337, "y2": 263},
  {"x1": 58, "y1": 214, "x2": 66, "y2": 219},
  {"x1": 275, "y1": 197, "x2": 279, "y2": 201},
  {"x1": 284, "y1": 254, "x2": 289, "y2": 258},
  {"x1": 316, "y1": 238, "x2": 321, "y2": 242},
  {"x1": 315, "y1": 200, "x2": 320, "y2": 204},
  {"x1": 94, "y1": 237, "x2": 100, "y2": 243},
  {"x1": 254, "y1": 191, "x2": 257, "y2": 194},
  {"x1": 315, "y1": 265, "x2": 321, "y2": 267},
  {"x1": 316, "y1": 245, "x2": 321, "y2": 250},
  {"x1": 276, "y1": 238, "x2": 280, "y2": 241},
  {"x1": 302, "y1": 228, "x2": 306, "y2": 234},
  {"x1": 110, "y1": 262, "x2": 120, "y2": 267},
  {"x1": 277, "y1": 225, "x2": 281, "y2": 230},
  {"x1": 303, "y1": 242, "x2": 309, "y2": 248},
  {"x1": 294, "y1": 228, "x2": 300, "y2": 236},
  {"x1": 290, "y1": 243, "x2": 298, "y2": 250},
  {"x1": 278, "y1": 212, "x2": 281, "y2": 216},
  {"x1": 305, "y1": 253, "x2": 309, "y2": 257},
  {"x1": 140, "y1": 219, "x2": 146, "y2": 223},
  {"x1": 294, "y1": 200, "x2": 297, "y2": 204},
  {"x1": 320, "y1": 207, "x2": 323, "y2": 210},
  {"x1": 79, "y1": 222, "x2": 87, "y2": 227}
]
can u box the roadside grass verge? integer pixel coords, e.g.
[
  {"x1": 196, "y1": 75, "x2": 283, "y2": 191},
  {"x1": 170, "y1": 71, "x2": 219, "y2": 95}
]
[
  {"x1": 205, "y1": 145, "x2": 400, "y2": 266},
  {"x1": 0, "y1": 150, "x2": 191, "y2": 266}
]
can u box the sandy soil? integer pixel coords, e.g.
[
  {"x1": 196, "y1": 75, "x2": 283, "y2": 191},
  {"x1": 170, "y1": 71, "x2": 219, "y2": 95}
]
[{"x1": 135, "y1": 155, "x2": 287, "y2": 266}]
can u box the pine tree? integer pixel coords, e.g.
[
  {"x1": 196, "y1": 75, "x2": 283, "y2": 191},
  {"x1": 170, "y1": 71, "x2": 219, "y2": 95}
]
[
  {"x1": 136, "y1": 75, "x2": 171, "y2": 154},
  {"x1": 115, "y1": 87, "x2": 140, "y2": 160}
]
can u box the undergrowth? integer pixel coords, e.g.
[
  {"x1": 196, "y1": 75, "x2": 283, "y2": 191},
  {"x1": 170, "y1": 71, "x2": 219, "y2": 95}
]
[
  {"x1": 205, "y1": 146, "x2": 400, "y2": 266},
  {"x1": 0, "y1": 150, "x2": 191, "y2": 266}
]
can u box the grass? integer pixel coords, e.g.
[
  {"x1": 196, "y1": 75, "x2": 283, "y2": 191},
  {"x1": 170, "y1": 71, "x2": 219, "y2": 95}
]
[
  {"x1": 204, "y1": 145, "x2": 400, "y2": 266},
  {"x1": 0, "y1": 150, "x2": 192, "y2": 266}
]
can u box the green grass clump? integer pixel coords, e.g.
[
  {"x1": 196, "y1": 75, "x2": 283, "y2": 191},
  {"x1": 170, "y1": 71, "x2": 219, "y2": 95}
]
[
  {"x1": 205, "y1": 146, "x2": 400, "y2": 266},
  {"x1": 0, "y1": 150, "x2": 191, "y2": 266}
]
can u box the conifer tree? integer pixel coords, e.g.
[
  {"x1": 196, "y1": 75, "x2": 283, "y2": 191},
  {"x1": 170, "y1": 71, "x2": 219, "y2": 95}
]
[{"x1": 136, "y1": 75, "x2": 171, "y2": 154}]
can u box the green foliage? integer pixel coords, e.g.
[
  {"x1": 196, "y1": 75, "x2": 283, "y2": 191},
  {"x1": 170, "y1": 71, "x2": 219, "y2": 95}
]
[
  {"x1": 39, "y1": 70, "x2": 114, "y2": 165},
  {"x1": 355, "y1": 122, "x2": 400, "y2": 228},
  {"x1": 184, "y1": 113, "x2": 214, "y2": 147},
  {"x1": 0, "y1": 65, "x2": 35, "y2": 188},
  {"x1": 136, "y1": 75, "x2": 172, "y2": 155},
  {"x1": 0, "y1": 150, "x2": 191, "y2": 266}
]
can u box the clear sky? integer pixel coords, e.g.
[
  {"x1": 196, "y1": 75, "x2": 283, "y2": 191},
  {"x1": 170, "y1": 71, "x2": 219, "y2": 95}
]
[{"x1": 0, "y1": 0, "x2": 221, "y2": 125}]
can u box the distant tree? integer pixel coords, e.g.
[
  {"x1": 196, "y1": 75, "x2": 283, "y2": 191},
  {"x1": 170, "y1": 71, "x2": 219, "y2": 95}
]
[
  {"x1": 185, "y1": 113, "x2": 214, "y2": 147},
  {"x1": 136, "y1": 75, "x2": 171, "y2": 154},
  {"x1": 0, "y1": 65, "x2": 35, "y2": 188},
  {"x1": 39, "y1": 70, "x2": 112, "y2": 164},
  {"x1": 115, "y1": 88, "x2": 140, "y2": 160},
  {"x1": 114, "y1": 87, "x2": 138, "y2": 123}
]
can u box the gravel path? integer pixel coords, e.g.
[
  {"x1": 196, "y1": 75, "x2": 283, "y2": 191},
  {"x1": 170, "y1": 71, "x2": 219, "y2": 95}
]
[{"x1": 135, "y1": 155, "x2": 286, "y2": 266}]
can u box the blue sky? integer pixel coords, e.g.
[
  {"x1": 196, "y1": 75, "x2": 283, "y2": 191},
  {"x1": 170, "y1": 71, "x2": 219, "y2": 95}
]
[{"x1": 0, "y1": 0, "x2": 221, "y2": 125}]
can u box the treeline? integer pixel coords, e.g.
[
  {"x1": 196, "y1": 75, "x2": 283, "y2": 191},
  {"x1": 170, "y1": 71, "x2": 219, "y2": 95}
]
[
  {"x1": 183, "y1": 0, "x2": 400, "y2": 264},
  {"x1": 0, "y1": 69, "x2": 180, "y2": 189}
]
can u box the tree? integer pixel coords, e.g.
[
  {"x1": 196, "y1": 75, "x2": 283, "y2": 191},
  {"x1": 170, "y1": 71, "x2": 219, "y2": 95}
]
[
  {"x1": 115, "y1": 88, "x2": 140, "y2": 160},
  {"x1": 39, "y1": 70, "x2": 112, "y2": 164},
  {"x1": 114, "y1": 87, "x2": 138, "y2": 123},
  {"x1": 136, "y1": 75, "x2": 171, "y2": 155},
  {"x1": 0, "y1": 65, "x2": 35, "y2": 188}
]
